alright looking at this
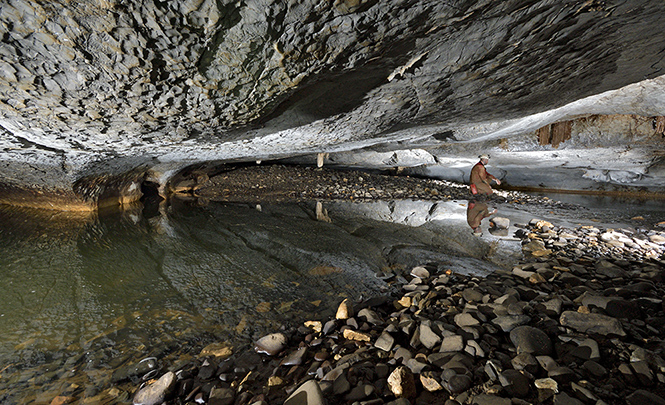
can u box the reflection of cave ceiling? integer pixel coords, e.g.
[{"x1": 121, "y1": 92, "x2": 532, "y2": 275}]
[{"x1": 1, "y1": 0, "x2": 665, "y2": 208}]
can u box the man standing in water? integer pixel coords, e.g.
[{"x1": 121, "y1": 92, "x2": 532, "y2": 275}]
[{"x1": 470, "y1": 154, "x2": 501, "y2": 195}]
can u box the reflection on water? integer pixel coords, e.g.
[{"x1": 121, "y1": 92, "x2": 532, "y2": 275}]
[
  {"x1": 466, "y1": 199, "x2": 494, "y2": 234},
  {"x1": 0, "y1": 199, "x2": 454, "y2": 403},
  {"x1": 0, "y1": 198, "x2": 514, "y2": 403}
]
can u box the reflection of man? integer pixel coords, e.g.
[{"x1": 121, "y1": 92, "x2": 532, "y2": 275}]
[
  {"x1": 470, "y1": 154, "x2": 501, "y2": 195},
  {"x1": 466, "y1": 200, "x2": 497, "y2": 234}
]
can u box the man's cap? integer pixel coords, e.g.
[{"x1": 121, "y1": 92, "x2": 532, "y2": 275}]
[{"x1": 479, "y1": 154, "x2": 490, "y2": 160}]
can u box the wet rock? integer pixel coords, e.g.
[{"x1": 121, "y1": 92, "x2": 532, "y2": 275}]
[
  {"x1": 281, "y1": 347, "x2": 308, "y2": 366},
  {"x1": 132, "y1": 371, "x2": 175, "y2": 405},
  {"x1": 254, "y1": 333, "x2": 288, "y2": 356},
  {"x1": 284, "y1": 380, "x2": 326, "y2": 405},
  {"x1": 197, "y1": 359, "x2": 217, "y2": 380},
  {"x1": 357, "y1": 308, "x2": 383, "y2": 325},
  {"x1": 112, "y1": 357, "x2": 159, "y2": 383},
  {"x1": 129, "y1": 217, "x2": 665, "y2": 405},
  {"x1": 200, "y1": 343, "x2": 233, "y2": 359},
  {"x1": 208, "y1": 387, "x2": 234, "y2": 405},
  {"x1": 490, "y1": 217, "x2": 510, "y2": 230}
]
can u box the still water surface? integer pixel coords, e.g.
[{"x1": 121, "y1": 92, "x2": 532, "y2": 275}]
[
  {"x1": 1, "y1": 198, "x2": 496, "y2": 403},
  {"x1": 1, "y1": 194, "x2": 662, "y2": 403}
]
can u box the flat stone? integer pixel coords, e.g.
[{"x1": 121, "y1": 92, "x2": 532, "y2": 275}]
[
  {"x1": 405, "y1": 358, "x2": 428, "y2": 374},
  {"x1": 631, "y1": 360, "x2": 655, "y2": 385},
  {"x1": 439, "y1": 335, "x2": 465, "y2": 353},
  {"x1": 537, "y1": 297, "x2": 563, "y2": 316},
  {"x1": 509, "y1": 326, "x2": 552, "y2": 355},
  {"x1": 387, "y1": 366, "x2": 416, "y2": 399},
  {"x1": 345, "y1": 384, "x2": 374, "y2": 402},
  {"x1": 462, "y1": 288, "x2": 484, "y2": 303},
  {"x1": 465, "y1": 340, "x2": 485, "y2": 358},
  {"x1": 454, "y1": 313, "x2": 480, "y2": 328},
  {"x1": 284, "y1": 380, "x2": 326, "y2": 405},
  {"x1": 342, "y1": 328, "x2": 371, "y2": 342},
  {"x1": 375, "y1": 331, "x2": 395, "y2": 352},
  {"x1": 490, "y1": 217, "x2": 510, "y2": 230},
  {"x1": 491, "y1": 315, "x2": 531, "y2": 332},
  {"x1": 254, "y1": 333, "x2": 288, "y2": 356},
  {"x1": 470, "y1": 394, "x2": 512, "y2": 405},
  {"x1": 568, "y1": 338, "x2": 600, "y2": 360},
  {"x1": 553, "y1": 392, "x2": 584, "y2": 405},
  {"x1": 419, "y1": 323, "x2": 441, "y2": 349},
  {"x1": 582, "y1": 360, "x2": 607, "y2": 377},
  {"x1": 548, "y1": 366, "x2": 577, "y2": 385},
  {"x1": 208, "y1": 387, "x2": 234, "y2": 405},
  {"x1": 605, "y1": 299, "x2": 642, "y2": 319},
  {"x1": 357, "y1": 308, "x2": 383, "y2": 325},
  {"x1": 626, "y1": 389, "x2": 665, "y2": 405},
  {"x1": 410, "y1": 266, "x2": 430, "y2": 279},
  {"x1": 595, "y1": 260, "x2": 628, "y2": 278},
  {"x1": 559, "y1": 311, "x2": 626, "y2": 336},
  {"x1": 649, "y1": 235, "x2": 665, "y2": 244},
  {"x1": 281, "y1": 347, "x2": 308, "y2": 366},
  {"x1": 132, "y1": 371, "x2": 176, "y2": 405}
]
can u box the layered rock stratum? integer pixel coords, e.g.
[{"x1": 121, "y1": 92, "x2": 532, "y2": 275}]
[{"x1": 1, "y1": 0, "x2": 665, "y2": 209}]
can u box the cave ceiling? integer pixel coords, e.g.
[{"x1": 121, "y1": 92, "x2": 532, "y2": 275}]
[{"x1": 1, "y1": 0, "x2": 665, "y2": 208}]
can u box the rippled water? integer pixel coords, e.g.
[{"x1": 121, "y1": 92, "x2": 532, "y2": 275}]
[{"x1": 0, "y1": 198, "x2": 504, "y2": 403}]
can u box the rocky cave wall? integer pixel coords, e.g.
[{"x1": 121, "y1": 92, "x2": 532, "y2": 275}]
[{"x1": 1, "y1": 0, "x2": 665, "y2": 209}]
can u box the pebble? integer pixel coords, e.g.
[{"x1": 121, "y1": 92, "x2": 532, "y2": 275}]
[
  {"x1": 509, "y1": 326, "x2": 552, "y2": 355},
  {"x1": 254, "y1": 333, "x2": 288, "y2": 356},
  {"x1": 132, "y1": 371, "x2": 175, "y2": 405},
  {"x1": 128, "y1": 219, "x2": 665, "y2": 405}
]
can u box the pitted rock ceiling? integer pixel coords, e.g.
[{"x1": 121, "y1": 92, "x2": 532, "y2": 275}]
[{"x1": 1, "y1": 0, "x2": 665, "y2": 209}]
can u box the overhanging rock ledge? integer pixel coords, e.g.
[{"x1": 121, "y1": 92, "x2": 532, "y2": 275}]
[{"x1": 1, "y1": 0, "x2": 665, "y2": 209}]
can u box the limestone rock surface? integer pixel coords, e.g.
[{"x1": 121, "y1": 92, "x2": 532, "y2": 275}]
[{"x1": 1, "y1": 0, "x2": 665, "y2": 207}]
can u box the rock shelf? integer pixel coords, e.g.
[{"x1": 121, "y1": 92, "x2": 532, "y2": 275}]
[{"x1": 130, "y1": 219, "x2": 665, "y2": 404}]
